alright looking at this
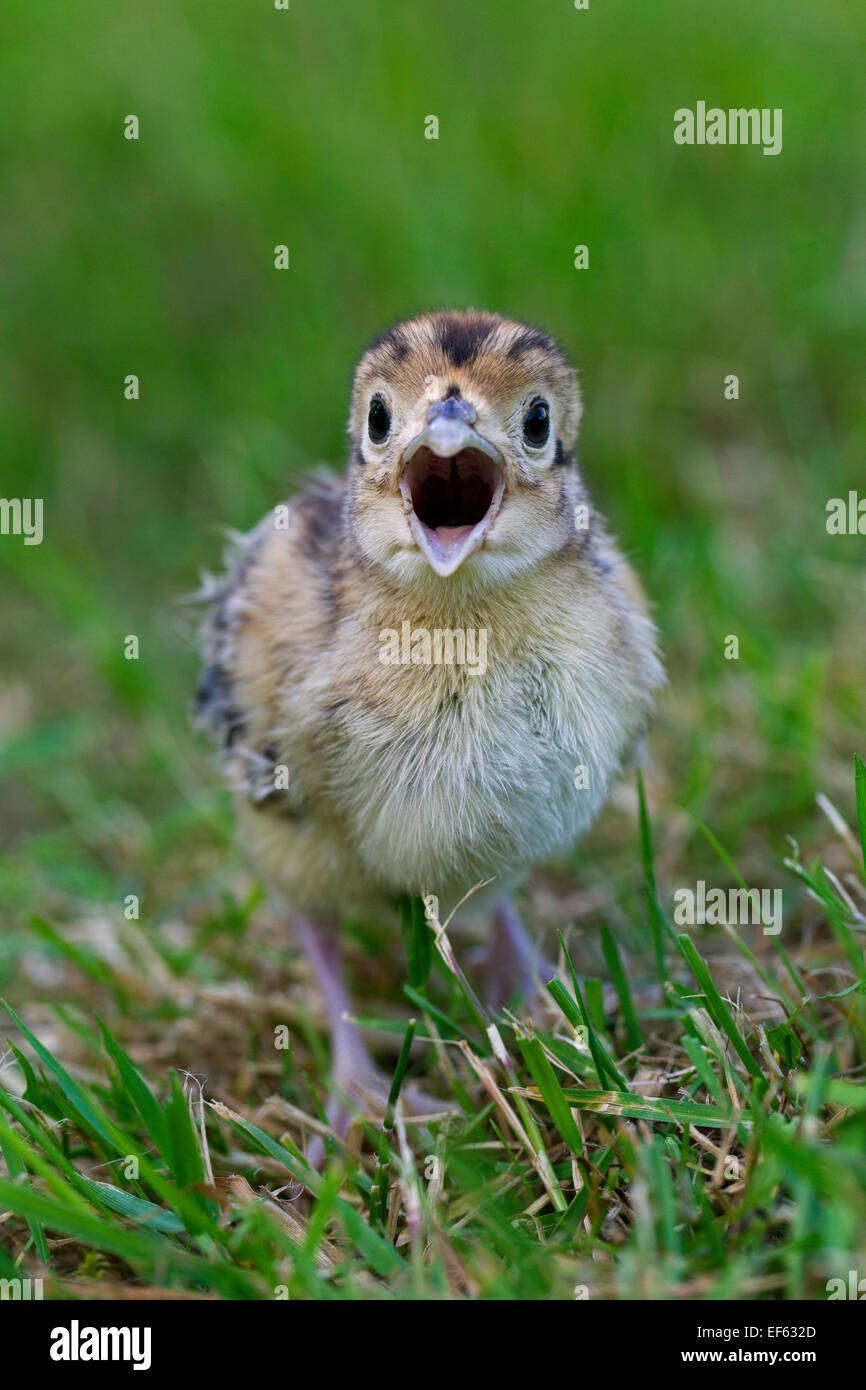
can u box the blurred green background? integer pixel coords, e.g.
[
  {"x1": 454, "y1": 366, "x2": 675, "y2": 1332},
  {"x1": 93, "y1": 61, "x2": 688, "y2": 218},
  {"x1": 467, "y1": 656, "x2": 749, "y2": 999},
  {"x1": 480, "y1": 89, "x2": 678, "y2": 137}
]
[{"x1": 1, "y1": 0, "x2": 864, "y2": 947}]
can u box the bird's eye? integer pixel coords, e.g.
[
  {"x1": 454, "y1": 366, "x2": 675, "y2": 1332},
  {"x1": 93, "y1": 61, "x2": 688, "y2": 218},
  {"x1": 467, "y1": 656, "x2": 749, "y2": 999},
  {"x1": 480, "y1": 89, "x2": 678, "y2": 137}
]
[
  {"x1": 367, "y1": 395, "x2": 391, "y2": 443},
  {"x1": 522, "y1": 398, "x2": 550, "y2": 448}
]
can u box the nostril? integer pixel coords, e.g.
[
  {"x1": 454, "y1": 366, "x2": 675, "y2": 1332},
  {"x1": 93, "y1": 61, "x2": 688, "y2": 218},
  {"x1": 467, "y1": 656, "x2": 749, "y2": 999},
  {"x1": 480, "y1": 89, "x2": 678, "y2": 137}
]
[{"x1": 426, "y1": 396, "x2": 477, "y2": 427}]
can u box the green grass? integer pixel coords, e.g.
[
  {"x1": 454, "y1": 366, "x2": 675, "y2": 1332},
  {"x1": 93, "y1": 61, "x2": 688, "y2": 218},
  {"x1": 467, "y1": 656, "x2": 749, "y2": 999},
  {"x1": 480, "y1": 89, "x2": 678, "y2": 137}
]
[
  {"x1": 0, "y1": 766, "x2": 864, "y2": 1298},
  {"x1": 1, "y1": 0, "x2": 866, "y2": 1299}
]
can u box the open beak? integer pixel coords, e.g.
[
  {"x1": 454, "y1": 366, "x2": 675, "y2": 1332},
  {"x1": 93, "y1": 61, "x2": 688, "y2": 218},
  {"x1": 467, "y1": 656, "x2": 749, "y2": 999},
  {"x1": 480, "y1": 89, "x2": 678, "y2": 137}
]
[{"x1": 398, "y1": 413, "x2": 505, "y2": 577}]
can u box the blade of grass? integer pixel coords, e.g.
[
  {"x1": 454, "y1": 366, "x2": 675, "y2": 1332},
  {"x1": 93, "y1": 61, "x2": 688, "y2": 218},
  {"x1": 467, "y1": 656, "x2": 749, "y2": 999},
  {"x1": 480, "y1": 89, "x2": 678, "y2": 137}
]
[
  {"x1": 370, "y1": 1018, "x2": 416, "y2": 1225},
  {"x1": 681, "y1": 1035, "x2": 727, "y2": 1108},
  {"x1": 557, "y1": 1087, "x2": 747, "y2": 1128},
  {"x1": 698, "y1": 821, "x2": 825, "y2": 1034},
  {"x1": 97, "y1": 1017, "x2": 169, "y2": 1158},
  {"x1": 0, "y1": 1179, "x2": 262, "y2": 1297},
  {"x1": 403, "y1": 985, "x2": 478, "y2": 1047},
  {"x1": 3, "y1": 1002, "x2": 118, "y2": 1152},
  {"x1": 647, "y1": 1133, "x2": 681, "y2": 1256},
  {"x1": 401, "y1": 896, "x2": 433, "y2": 990},
  {"x1": 210, "y1": 1102, "x2": 405, "y2": 1277},
  {"x1": 552, "y1": 934, "x2": 628, "y2": 1089},
  {"x1": 855, "y1": 754, "x2": 866, "y2": 878},
  {"x1": 676, "y1": 936, "x2": 765, "y2": 1083},
  {"x1": 165, "y1": 1071, "x2": 206, "y2": 1192},
  {"x1": 76, "y1": 1178, "x2": 187, "y2": 1234},
  {"x1": 516, "y1": 1033, "x2": 583, "y2": 1154},
  {"x1": 4, "y1": 1004, "x2": 220, "y2": 1235},
  {"x1": 0, "y1": 1124, "x2": 49, "y2": 1262},
  {"x1": 637, "y1": 769, "x2": 668, "y2": 984},
  {"x1": 600, "y1": 926, "x2": 642, "y2": 1051}
]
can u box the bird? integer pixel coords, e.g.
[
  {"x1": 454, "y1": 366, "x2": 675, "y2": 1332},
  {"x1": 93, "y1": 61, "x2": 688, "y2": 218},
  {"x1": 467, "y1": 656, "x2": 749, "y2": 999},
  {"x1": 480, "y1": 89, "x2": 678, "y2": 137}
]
[{"x1": 194, "y1": 309, "x2": 664, "y2": 1138}]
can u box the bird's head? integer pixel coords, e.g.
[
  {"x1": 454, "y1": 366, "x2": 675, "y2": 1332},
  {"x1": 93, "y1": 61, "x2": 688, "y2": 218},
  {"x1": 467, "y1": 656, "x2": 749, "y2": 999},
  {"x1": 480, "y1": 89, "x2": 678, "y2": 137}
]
[{"x1": 346, "y1": 311, "x2": 586, "y2": 590}]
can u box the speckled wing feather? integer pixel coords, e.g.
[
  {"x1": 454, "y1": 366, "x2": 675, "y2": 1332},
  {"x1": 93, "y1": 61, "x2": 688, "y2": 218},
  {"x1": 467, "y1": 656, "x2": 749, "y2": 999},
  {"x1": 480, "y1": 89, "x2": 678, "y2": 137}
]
[{"x1": 193, "y1": 475, "x2": 346, "y2": 812}]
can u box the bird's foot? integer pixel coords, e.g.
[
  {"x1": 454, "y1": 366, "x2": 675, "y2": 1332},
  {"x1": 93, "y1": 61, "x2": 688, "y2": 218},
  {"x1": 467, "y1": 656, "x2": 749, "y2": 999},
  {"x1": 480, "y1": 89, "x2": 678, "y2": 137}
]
[
  {"x1": 293, "y1": 915, "x2": 452, "y2": 1167},
  {"x1": 331, "y1": 1062, "x2": 445, "y2": 1131},
  {"x1": 306, "y1": 1058, "x2": 450, "y2": 1169}
]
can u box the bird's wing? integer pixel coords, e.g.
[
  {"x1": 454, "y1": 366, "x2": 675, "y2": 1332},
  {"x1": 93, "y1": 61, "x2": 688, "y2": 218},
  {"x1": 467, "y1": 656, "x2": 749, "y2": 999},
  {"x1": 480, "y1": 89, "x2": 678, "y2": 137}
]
[{"x1": 193, "y1": 474, "x2": 345, "y2": 810}]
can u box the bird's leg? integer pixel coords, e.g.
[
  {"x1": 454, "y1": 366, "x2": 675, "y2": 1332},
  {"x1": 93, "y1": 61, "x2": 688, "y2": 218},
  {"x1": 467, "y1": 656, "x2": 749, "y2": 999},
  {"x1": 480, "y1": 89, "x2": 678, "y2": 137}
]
[
  {"x1": 484, "y1": 898, "x2": 558, "y2": 1009},
  {"x1": 293, "y1": 916, "x2": 443, "y2": 1149},
  {"x1": 293, "y1": 916, "x2": 385, "y2": 1138}
]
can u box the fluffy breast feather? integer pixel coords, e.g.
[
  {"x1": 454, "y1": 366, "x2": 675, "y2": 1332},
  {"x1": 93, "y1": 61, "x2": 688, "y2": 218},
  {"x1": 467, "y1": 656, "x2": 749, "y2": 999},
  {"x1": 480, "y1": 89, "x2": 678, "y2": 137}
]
[{"x1": 195, "y1": 477, "x2": 663, "y2": 908}]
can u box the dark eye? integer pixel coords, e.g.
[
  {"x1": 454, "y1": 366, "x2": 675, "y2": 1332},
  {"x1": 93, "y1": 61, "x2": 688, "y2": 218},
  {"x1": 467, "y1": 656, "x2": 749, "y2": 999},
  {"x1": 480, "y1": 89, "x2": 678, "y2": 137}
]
[
  {"x1": 368, "y1": 395, "x2": 391, "y2": 443},
  {"x1": 522, "y1": 398, "x2": 550, "y2": 447}
]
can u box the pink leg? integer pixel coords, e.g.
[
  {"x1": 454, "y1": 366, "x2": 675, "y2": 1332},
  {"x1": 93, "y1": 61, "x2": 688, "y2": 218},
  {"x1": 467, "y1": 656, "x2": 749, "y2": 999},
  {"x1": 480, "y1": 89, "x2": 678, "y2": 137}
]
[
  {"x1": 294, "y1": 917, "x2": 444, "y2": 1154},
  {"x1": 484, "y1": 899, "x2": 557, "y2": 1009},
  {"x1": 294, "y1": 917, "x2": 385, "y2": 1131}
]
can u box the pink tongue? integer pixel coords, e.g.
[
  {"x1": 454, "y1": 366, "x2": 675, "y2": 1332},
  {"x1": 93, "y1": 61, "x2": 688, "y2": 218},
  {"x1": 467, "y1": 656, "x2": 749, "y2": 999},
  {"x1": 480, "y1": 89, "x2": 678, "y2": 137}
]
[{"x1": 433, "y1": 525, "x2": 474, "y2": 545}]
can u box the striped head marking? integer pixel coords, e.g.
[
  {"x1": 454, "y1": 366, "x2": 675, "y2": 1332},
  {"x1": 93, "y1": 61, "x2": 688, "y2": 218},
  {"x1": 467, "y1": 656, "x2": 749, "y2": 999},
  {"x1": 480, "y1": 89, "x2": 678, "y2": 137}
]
[{"x1": 347, "y1": 311, "x2": 586, "y2": 588}]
